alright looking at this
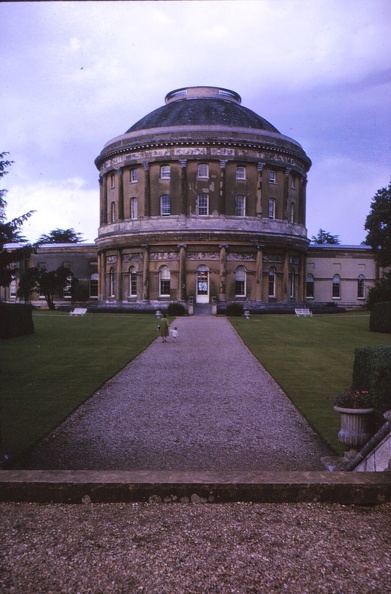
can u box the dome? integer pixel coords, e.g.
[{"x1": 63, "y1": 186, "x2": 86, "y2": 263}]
[{"x1": 126, "y1": 86, "x2": 280, "y2": 134}]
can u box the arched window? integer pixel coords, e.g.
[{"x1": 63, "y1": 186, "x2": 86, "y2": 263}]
[
  {"x1": 160, "y1": 194, "x2": 171, "y2": 216},
  {"x1": 268, "y1": 198, "x2": 276, "y2": 219},
  {"x1": 357, "y1": 274, "x2": 365, "y2": 299},
  {"x1": 332, "y1": 274, "x2": 341, "y2": 299},
  {"x1": 130, "y1": 197, "x2": 138, "y2": 219},
  {"x1": 289, "y1": 268, "x2": 296, "y2": 299},
  {"x1": 235, "y1": 195, "x2": 246, "y2": 217},
  {"x1": 90, "y1": 273, "x2": 98, "y2": 298},
  {"x1": 235, "y1": 266, "x2": 246, "y2": 297},
  {"x1": 159, "y1": 266, "x2": 170, "y2": 297},
  {"x1": 306, "y1": 274, "x2": 314, "y2": 299},
  {"x1": 129, "y1": 267, "x2": 137, "y2": 297},
  {"x1": 110, "y1": 201, "x2": 116, "y2": 223},
  {"x1": 268, "y1": 267, "x2": 276, "y2": 297},
  {"x1": 109, "y1": 267, "x2": 115, "y2": 298}
]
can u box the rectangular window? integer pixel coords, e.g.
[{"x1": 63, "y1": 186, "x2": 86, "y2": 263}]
[
  {"x1": 236, "y1": 166, "x2": 246, "y2": 180},
  {"x1": 160, "y1": 165, "x2": 170, "y2": 179},
  {"x1": 235, "y1": 195, "x2": 246, "y2": 217},
  {"x1": 130, "y1": 168, "x2": 137, "y2": 183},
  {"x1": 197, "y1": 164, "x2": 208, "y2": 178},
  {"x1": 197, "y1": 194, "x2": 209, "y2": 215},
  {"x1": 357, "y1": 276, "x2": 365, "y2": 299},
  {"x1": 268, "y1": 198, "x2": 276, "y2": 219},
  {"x1": 269, "y1": 170, "x2": 276, "y2": 184},
  {"x1": 291, "y1": 177, "x2": 296, "y2": 190},
  {"x1": 130, "y1": 197, "x2": 138, "y2": 219},
  {"x1": 110, "y1": 173, "x2": 115, "y2": 189},
  {"x1": 160, "y1": 195, "x2": 171, "y2": 216}
]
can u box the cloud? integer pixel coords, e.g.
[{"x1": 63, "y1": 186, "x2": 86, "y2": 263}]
[
  {"x1": 6, "y1": 178, "x2": 98, "y2": 243},
  {"x1": 307, "y1": 156, "x2": 389, "y2": 244}
]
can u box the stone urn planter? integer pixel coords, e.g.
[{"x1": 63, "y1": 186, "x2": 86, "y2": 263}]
[
  {"x1": 333, "y1": 388, "x2": 374, "y2": 460},
  {"x1": 334, "y1": 406, "x2": 374, "y2": 459}
]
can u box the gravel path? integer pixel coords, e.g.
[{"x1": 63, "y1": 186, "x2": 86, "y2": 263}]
[
  {"x1": 1, "y1": 501, "x2": 391, "y2": 593},
  {"x1": 13, "y1": 316, "x2": 331, "y2": 471}
]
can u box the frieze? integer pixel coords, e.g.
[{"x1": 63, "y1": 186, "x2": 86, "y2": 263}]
[
  {"x1": 103, "y1": 148, "x2": 303, "y2": 170},
  {"x1": 106, "y1": 255, "x2": 117, "y2": 264},
  {"x1": 289, "y1": 256, "x2": 300, "y2": 265},
  {"x1": 227, "y1": 253, "x2": 256, "y2": 261},
  {"x1": 187, "y1": 252, "x2": 219, "y2": 261},
  {"x1": 150, "y1": 252, "x2": 179, "y2": 261},
  {"x1": 174, "y1": 147, "x2": 208, "y2": 156},
  {"x1": 122, "y1": 253, "x2": 142, "y2": 263},
  {"x1": 263, "y1": 254, "x2": 283, "y2": 263}
]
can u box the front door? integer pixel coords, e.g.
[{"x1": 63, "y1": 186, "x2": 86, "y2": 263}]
[{"x1": 196, "y1": 268, "x2": 209, "y2": 303}]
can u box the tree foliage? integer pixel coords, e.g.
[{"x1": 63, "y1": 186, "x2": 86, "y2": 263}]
[
  {"x1": 364, "y1": 180, "x2": 391, "y2": 269},
  {"x1": 311, "y1": 228, "x2": 340, "y2": 244},
  {"x1": 37, "y1": 228, "x2": 84, "y2": 244},
  {"x1": 0, "y1": 152, "x2": 35, "y2": 287},
  {"x1": 17, "y1": 265, "x2": 76, "y2": 310}
]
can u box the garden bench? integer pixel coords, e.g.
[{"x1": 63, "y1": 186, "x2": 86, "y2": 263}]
[
  {"x1": 70, "y1": 308, "x2": 87, "y2": 316},
  {"x1": 295, "y1": 308, "x2": 312, "y2": 317}
]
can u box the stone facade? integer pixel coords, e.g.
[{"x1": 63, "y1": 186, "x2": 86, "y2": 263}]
[
  {"x1": 1, "y1": 87, "x2": 383, "y2": 309},
  {"x1": 94, "y1": 87, "x2": 311, "y2": 306}
]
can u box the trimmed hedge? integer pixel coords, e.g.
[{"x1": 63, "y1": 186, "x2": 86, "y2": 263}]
[
  {"x1": 226, "y1": 303, "x2": 244, "y2": 316},
  {"x1": 370, "y1": 301, "x2": 391, "y2": 333},
  {"x1": 0, "y1": 303, "x2": 34, "y2": 339},
  {"x1": 167, "y1": 302, "x2": 187, "y2": 316},
  {"x1": 352, "y1": 345, "x2": 391, "y2": 415}
]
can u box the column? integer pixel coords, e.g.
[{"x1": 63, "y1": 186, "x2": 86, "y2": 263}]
[
  {"x1": 283, "y1": 251, "x2": 289, "y2": 301},
  {"x1": 257, "y1": 162, "x2": 265, "y2": 217},
  {"x1": 219, "y1": 244, "x2": 228, "y2": 301},
  {"x1": 143, "y1": 162, "x2": 151, "y2": 217},
  {"x1": 117, "y1": 168, "x2": 124, "y2": 220},
  {"x1": 178, "y1": 243, "x2": 187, "y2": 300},
  {"x1": 219, "y1": 160, "x2": 228, "y2": 215},
  {"x1": 299, "y1": 253, "x2": 306, "y2": 302},
  {"x1": 99, "y1": 174, "x2": 108, "y2": 225},
  {"x1": 142, "y1": 245, "x2": 149, "y2": 300},
  {"x1": 98, "y1": 251, "x2": 105, "y2": 301},
  {"x1": 284, "y1": 167, "x2": 291, "y2": 220},
  {"x1": 179, "y1": 160, "x2": 187, "y2": 215},
  {"x1": 255, "y1": 246, "x2": 263, "y2": 301},
  {"x1": 116, "y1": 249, "x2": 122, "y2": 302}
]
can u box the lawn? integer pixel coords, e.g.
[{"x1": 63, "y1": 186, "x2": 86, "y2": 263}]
[
  {"x1": 230, "y1": 312, "x2": 391, "y2": 453},
  {"x1": 0, "y1": 312, "x2": 158, "y2": 461}
]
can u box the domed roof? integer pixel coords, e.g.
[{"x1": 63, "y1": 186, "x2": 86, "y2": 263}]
[{"x1": 126, "y1": 86, "x2": 280, "y2": 134}]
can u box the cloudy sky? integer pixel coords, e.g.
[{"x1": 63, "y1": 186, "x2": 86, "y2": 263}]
[{"x1": 1, "y1": 0, "x2": 390, "y2": 244}]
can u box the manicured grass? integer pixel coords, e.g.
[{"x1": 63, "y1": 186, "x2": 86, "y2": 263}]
[
  {"x1": 230, "y1": 313, "x2": 391, "y2": 453},
  {"x1": 1, "y1": 312, "x2": 158, "y2": 461}
]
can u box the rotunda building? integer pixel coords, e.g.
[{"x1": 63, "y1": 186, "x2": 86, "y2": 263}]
[{"x1": 94, "y1": 86, "x2": 312, "y2": 307}]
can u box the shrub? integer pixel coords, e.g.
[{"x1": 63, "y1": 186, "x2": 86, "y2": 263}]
[
  {"x1": 0, "y1": 303, "x2": 34, "y2": 339},
  {"x1": 370, "y1": 301, "x2": 391, "y2": 333},
  {"x1": 226, "y1": 302, "x2": 244, "y2": 316},
  {"x1": 352, "y1": 345, "x2": 391, "y2": 415},
  {"x1": 167, "y1": 302, "x2": 187, "y2": 316}
]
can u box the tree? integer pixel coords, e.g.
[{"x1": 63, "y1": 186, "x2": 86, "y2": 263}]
[
  {"x1": 364, "y1": 180, "x2": 391, "y2": 269},
  {"x1": 37, "y1": 228, "x2": 84, "y2": 244},
  {"x1": 17, "y1": 265, "x2": 76, "y2": 310},
  {"x1": 0, "y1": 152, "x2": 35, "y2": 287},
  {"x1": 311, "y1": 228, "x2": 340, "y2": 244}
]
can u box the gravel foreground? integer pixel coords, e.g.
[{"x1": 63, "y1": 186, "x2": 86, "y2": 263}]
[{"x1": 1, "y1": 501, "x2": 391, "y2": 593}]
